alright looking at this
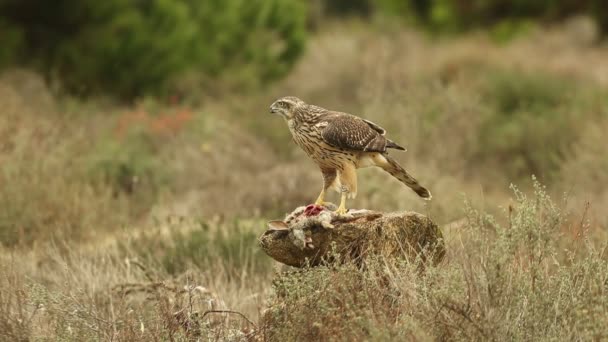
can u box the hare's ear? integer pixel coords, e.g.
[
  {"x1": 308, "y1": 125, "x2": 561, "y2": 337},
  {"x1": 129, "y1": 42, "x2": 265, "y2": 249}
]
[{"x1": 267, "y1": 220, "x2": 289, "y2": 231}]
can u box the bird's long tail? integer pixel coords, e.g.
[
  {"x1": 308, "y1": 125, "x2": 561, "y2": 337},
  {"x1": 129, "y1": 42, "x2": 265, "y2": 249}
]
[{"x1": 378, "y1": 154, "x2": 432, "y2": 199}]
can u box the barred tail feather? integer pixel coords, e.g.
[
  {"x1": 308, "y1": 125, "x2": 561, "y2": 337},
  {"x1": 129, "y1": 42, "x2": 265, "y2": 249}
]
[{"x1": 378, "y1": 155, "x2": 432, "y2": 199}]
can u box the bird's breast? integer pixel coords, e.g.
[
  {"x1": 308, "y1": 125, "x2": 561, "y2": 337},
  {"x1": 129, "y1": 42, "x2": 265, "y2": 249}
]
[{"x1": 291, "y1": 127, "x2": 357, "y2": 170}]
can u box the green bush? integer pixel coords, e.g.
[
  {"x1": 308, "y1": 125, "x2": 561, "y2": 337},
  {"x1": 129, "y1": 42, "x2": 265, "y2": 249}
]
[
  {"x1": 190, "y1": 0, "x2": 307, "y2": 83},
  {"x1": 0, "y1": 0, "x2": 307, "y2": 98},
  {"x1": 0, "y1": 18, "x2": 22, "y2": 68},
  {"x1": 472, "y1": 69, "x2": 605, "y2": 182},
  {"x1": 321, "y1": 0, "x2": 373, "y2": 16},
  {"x1": 373, "y1": 0, "x2": 608, "y2": 38}
]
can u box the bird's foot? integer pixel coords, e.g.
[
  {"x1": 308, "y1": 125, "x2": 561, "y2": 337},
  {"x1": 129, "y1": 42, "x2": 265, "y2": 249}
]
[
  {"x1": 334, "y1": 206, "x2": 348, "y2": 216},
  {"x1": 314, "y1": 200, "x2": 334, "y2": 207}
]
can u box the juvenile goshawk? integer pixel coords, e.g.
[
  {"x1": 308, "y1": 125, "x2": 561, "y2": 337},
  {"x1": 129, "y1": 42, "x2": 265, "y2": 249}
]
[{"x1": 270, "y1": 96, "x2": 431, "y2": 214}]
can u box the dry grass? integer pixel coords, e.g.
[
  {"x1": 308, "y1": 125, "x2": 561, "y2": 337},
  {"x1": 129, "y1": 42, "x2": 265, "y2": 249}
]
[
  {"x1": 0, "y1": 218, "x2": 272, "y2": 341},
  {"x1": 264, "y1": 181, "x2": 608, "y2": 341},
  {"x1": 1, "y1": 21, "x2": 608, "y2": 340}
]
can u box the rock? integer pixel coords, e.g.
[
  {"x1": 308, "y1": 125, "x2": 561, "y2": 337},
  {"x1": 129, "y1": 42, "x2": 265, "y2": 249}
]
[{"x1": 258, "y1": 204, "x2": 445, "y2": 267}]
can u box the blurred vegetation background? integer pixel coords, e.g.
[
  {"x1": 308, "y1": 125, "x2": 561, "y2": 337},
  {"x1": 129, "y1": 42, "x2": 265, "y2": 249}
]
[
  {"x1": 1, "y1": 1, "x2": 608, "y2": 340},
  {"x1": 2, "y1": 0, "x2": 608, "y2": 98},
  {"x1": 0, "y1": 0, "x2": 308, "y2": 97}
]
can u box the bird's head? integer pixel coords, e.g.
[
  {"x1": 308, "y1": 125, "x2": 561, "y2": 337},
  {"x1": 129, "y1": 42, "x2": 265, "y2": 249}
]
[{"x1": 270, "y1": 96, "x2": 305, "y2": 120}]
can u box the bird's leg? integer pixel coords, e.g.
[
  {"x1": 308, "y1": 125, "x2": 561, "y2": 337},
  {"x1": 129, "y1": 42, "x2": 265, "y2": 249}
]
[
  {"x1": 334, "y1": 165, "x2": 355, "y2": 215},
  {"x1": 335, "y1": 191, "x2": 348, "y2": 215},
  {"x1": 314, "y1": 189, "x2": 327, "y2": 206},
  {"x1": 315, "y1": 168, "x2": 337, "y2": 207},
  {"x1": 314, "y1": 189, "x2": 334, "y2": 207}
]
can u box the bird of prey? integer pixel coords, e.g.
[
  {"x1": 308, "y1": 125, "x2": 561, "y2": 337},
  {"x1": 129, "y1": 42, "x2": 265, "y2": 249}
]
[{"x1": 270, "y1": 96, "x2": 431, "y2": 215}]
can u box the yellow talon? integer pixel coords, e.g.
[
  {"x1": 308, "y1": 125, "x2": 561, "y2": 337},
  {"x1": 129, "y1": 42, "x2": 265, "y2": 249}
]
[
  {"x1": 315, "y1": 200, "x2": 331, "y2": 206},
  {"x1": 335, "y1": 192, "x2": 348, "y2": 215},
  {"x1": 314, "y1": 190, "x2": 331, "y2": 206},
  {"x1": 316, "y1": 201, "x2": 333, "y2": 207},
  {"x1": 335, "y1": 206, "x2": 347, "y2": 215}
]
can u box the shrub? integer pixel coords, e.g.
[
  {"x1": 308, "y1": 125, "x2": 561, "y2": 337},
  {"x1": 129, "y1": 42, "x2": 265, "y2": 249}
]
[
  {"x1": 472, "y1": 69, "x2": 606, "y2": 182},
  {"x1": 373, "y1": 0, "x2": 608, "y2": 39},
  {"x1": 0, "y1": 102, "x2": 131, "y2": 246},
  {"x1": 0, "y1": 77, "x2": 181, "y2": 247},
  {"x1": 263, "y1": 179, "x2": 608, "y2": 340},
  {"x1": 0, "y1": 0, "x2": 307, "y2": 98},
  {"x1": 123, "y1": 219, "x2": 273, "y2": 277},
  {"x1": 190, "y1": 0, "x2": 307, "y2": 82},
  {"x1": 88, "y1": 128, "x2": 169, "y2": 201},
  {"x1": 0, "y1": 19, "x2": 22, "y2": 68}
]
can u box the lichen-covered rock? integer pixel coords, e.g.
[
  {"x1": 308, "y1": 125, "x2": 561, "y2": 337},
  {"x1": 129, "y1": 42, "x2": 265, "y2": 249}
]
[{"x1": 258, "y1": 204, "x2": 445, "y2": 267}]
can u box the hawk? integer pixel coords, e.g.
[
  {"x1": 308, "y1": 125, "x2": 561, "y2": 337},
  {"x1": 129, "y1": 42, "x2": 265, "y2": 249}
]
[{"x1": 270, "y1": 96, "x2": 431, "y2": 215}]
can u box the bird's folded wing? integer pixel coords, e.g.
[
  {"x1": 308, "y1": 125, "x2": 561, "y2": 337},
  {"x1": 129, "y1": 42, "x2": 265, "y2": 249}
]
[{"x1": 320, "y1": 113, "x2": 388, "y2": 152}]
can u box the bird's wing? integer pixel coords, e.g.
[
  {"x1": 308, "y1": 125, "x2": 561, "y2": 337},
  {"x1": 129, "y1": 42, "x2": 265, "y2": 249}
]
[
  {"x1": 320, "y1": 112, "x2": 389, "y2": 152},
  {"x1": 362, "y1": 119, "x2": 386, "y2": 135}
]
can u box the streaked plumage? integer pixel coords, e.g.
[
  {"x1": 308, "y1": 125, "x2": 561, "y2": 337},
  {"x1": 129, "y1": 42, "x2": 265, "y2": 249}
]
[{"x1": 270, "y1": 96, "x2": 431, "y2": 214}]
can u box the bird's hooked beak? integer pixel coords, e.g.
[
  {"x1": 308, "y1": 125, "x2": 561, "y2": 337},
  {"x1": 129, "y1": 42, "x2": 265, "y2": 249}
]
[{"x1": 269, "y1": 103, "x2": 279, "y2": 115}]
